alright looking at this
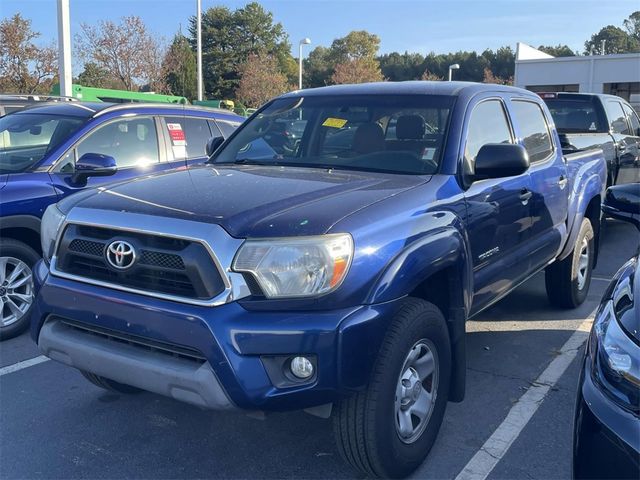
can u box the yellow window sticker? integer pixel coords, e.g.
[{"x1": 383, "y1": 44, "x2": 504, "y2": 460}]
[{"x1": 322, "y1": 117, "x2": 348, "y2": 128}]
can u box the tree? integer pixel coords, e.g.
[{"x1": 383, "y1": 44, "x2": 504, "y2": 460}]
[
  {"x1": 304, "y1": 46, "x2": 333, "y2": 87},
  {"x1": 75, "y1": 62, "x2": 120, "y2": 89},
  {"x1": 482, "y1": 67, "x2": 512, "y2": 85},
  {"x1": 329, "y1": 30, "x2": 381, "y2": 63},
  {"x1": 330, "y1": 58, "x2": 384, "y2": 85},
  {"x1": 76, "y1": 15, "x2": 165, "y2": 91},
  {"x1": 584, "y1": 25, "x2": 640, "y2": 54},
  {"x1": 537, "y1": 45, "x2": 576, "y2": 57},
  {"x1": 379, "y1": 51, "x2": 425, "y2": 81},
  {"x1": 420, "y1": 70, "x2": 443, "y2": 81},
  {"x1": 162, "y1": 34, "x2": 197, "y2": 99},
  {"x1": 190, "y1": 2, "x2": 293, "y2": 99},
  {"x1": 623, "y1": 10, "x2": 640, "y2": 42},
  {"x1": 0, "y1": 13, "x2": 57, "y2": 94},
  {"x1": 236, "y1": 53, "x2": 291, "y2": 107}
]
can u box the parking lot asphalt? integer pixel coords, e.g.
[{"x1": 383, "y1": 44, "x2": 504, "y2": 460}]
[{"x1": 1, "y1": 219, "x2": 638, "y2": 480}]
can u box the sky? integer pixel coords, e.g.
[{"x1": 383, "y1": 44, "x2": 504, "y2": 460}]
[{"x1": 2, "y1": 0, "x2": 638, "y2": 60}]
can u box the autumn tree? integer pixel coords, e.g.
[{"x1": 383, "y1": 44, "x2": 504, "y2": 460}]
[
  {"x1": 76, "y1": 16, "x2": 165, "y2": 91},
  {"x1": 163, "y1": 34, "x2": 197, "y2": 99},
  {"x1": 0, "y1": 13, "x2": 57, "y2": 94},
  {"x1": 236, "y1": 54, "x2": 291, "y2": 107},
  {"x1": 331, "y1": 58, "x2": 384, "y2": 85},
  {"x1": 482, "y1": 67, "x2": 513, "y2": 85}
]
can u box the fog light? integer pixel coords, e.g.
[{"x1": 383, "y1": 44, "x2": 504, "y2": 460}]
[{"x1": 290, "y1": 356, "x2": 314, "y2": 379}]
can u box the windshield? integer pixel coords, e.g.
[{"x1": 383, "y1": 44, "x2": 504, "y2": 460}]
[
  {"x1": 213, "y1": 95, "x2": 454, "y2": 175},
  {"x1": 0, "y1": 113, "x2": 86, "y2": 174}
]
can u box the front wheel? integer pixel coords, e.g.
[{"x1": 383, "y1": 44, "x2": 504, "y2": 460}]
[
  {"x1": 333, "y1": 298, "x2": 451, "y2": 478},
  {"x1": 545, "y1": 218, "x2": 594, "y2": 308},
  {"x1": 0, "y1": 240, "x2": 39, "y2": 341}
]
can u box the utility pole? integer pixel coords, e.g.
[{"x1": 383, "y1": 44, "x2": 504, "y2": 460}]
[
  {"x1": 197, "y1": 0, "x2": 203, "y2": 101},
  {"x1": 57, "y1": 0, "x2": 72, "y2": 97}
]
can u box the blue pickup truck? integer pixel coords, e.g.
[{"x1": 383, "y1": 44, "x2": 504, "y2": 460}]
[
  {"x1": 30, "y1": 82, "x2": 605, "y2": 477},
  {"x1": 0, "y1": 102, "x2": 242, "y2": 339}
]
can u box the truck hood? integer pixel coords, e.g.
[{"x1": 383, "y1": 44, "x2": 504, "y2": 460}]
[{"x1": 72, "y1": 164, "x2": 430, "y2": 237}]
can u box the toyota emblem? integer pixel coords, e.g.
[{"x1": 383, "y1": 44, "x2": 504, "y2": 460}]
[{"x1": 105, "y1": 240, "x2": 136, "y2": 270}]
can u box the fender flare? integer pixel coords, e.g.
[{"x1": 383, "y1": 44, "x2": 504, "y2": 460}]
[
  {"x1": 365, "y1": 224, "x2": 472, "y2": 402},
  {"x1": 0, "y1": 215, "x2": 41, "y2": 235},
  {"x1": 558, "y1": 174, "x2": 602, "y2": 261}
]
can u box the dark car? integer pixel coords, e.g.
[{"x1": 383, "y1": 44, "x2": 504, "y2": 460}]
[
  {"x1": 0, "y1": 102, "x2": 242, "y2": 339},
  {"x1": 573, "y1": 183, "x2": 640, "y2": 479},
  {"x1": 0, "y1": 94, "x2": 77, "y2": 117},
  {"x1": 541, "y1": 92, "x2": 640, "y2": 186}
]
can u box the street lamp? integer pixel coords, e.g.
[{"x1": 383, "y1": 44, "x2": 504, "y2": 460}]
[
  {"x1": 448, "y1": 63, "x2": 460, "y2": 81},
  {"x1": 298, "y1": 38, "x2": 311, "y2": 90}
]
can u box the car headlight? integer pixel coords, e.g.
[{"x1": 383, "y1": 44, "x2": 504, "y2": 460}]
[
  {"x1": 41, "y1": 204, "x2": 66, "y2": 264},
  {"x1": 592, "y1": 300, "x2": 640, "y2": 410},
  {"x1": 232, "y1": 234, "x2": 353, "y2": 298}
]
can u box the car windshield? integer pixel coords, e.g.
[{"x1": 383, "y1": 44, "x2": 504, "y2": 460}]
[
  {"x1": 213, "y1": 94, "x2": 455, "y2": 175},
  {"x1": 0, "y1": 113, "x2": 86, "y2": 174}
]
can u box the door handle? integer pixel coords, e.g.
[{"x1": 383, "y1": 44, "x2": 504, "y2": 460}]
[
  {"x1": 519, "y1": 188, "x2": 533, "y2": 204},
  {"x1": 558, "y1": 175, "x2": 568, "y2": 189}
]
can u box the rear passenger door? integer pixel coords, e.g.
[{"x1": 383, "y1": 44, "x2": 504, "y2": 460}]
[
  {"x1": 605, "y1": 99, "x2": 639, "y2": 185},
  {"x1": 620, "y1": 103, "x2": 640, "y2": 184},
  {"x1": 462, "y1": 98, "x2": 534, "y2": 315},
  {"x1": 161, "y1": 116, "x2": 215, "y2": 167},
  {"x1": 510, "y1": 99, "x2": 568, "y2": 273}
]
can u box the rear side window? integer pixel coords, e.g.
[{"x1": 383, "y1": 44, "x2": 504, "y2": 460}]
[
  {"x1": 511, "y1": 101, "x2": 553, "y2": 162},
  {"x1": 464, "y1": 99, "x2": 513, "y2": 168},
  {"x1": 605, "y1": 101, "x2": 631, "y2": 135},
  {"x1": 622, "y1": 104, "x2": 639, "y2": 136},
  {"x1": 215, "y1": 120, "x2": 239, "y2": 138},
  {"x1": 164, "y1": 116, "x2": 212, "y2": 160}
]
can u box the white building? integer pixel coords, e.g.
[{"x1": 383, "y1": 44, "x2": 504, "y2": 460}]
[{"x1": 514, "y1": 43, "x2": 640, "y2": 101}]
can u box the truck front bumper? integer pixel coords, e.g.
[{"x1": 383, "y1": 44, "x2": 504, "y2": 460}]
[{"x1": 31, "y1": 260, "x2": 400, "y2": 411}]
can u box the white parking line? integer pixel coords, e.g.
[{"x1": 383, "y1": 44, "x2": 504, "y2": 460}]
[
  {"x1": 0, "y1": 355, "x2": 50, "y2": 376},
  {"x1": 455, "y1": 317, "x2": 593, "y2": 480}
]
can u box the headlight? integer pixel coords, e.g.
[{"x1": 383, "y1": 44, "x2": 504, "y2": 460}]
[
  {"x1": 592, "y1": 300, "x2": 640, "y2": 410},
  {"x1": 40, "y1": 204, "x2": 66, "y2": 264},
  {"x1": 232, "y1": 234, "x2": 353, "y2": 298}
]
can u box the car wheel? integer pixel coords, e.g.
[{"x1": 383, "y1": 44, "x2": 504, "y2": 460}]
[
  {"x1": 80, "y1": 370, "x2": 143, "y2": 394},
  {"x1": 0, "y1": 239, "x2": 39, "y2": 341},
  {"x1": 332, "y1": 298, "x2": 451, "y2": 478},
  {"x1": 545, "y1": 218, "x2": 594, "y2": 308}
]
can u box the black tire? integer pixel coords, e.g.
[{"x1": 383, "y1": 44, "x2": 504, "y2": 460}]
[
  {"x1": 332, "y1": 298, "x2": 451, "y2": 478},
  {"x1": 80, "y1": 370, "x2": 143, "y2": 394},
  {"x1": 0, "y1": 239, "x2": 40, "y2": 341},
  {"x1": 545, "y1": 218, "x2": 594, "y2": 308}
]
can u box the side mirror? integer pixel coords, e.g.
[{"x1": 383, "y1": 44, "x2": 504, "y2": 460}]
[
  {"x1": 72, "y1": 153, "x2": 117, "y2": 184},
  {"x1": 603, "y1": 183, "x2": 640, "y2": 230},
  {"x1": 474, "y1": 143, "x2": 530, "y2": 181},
  {"x1": 206, "y1": 136, "x2": 225, "y2": 157}
]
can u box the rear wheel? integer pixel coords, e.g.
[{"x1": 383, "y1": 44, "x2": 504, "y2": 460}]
[
  {"x1": 0, "y1": 240, "x2": 39, "y2": 341},
  {"x1": 332, "y1": 298, "x2": 451, "y2": 478},
  {"x1": 545, "y1": 218, "x2": 594, "y2": 308},
  {"x1": 80, "y1": 371, "x2": 143, "y2": 394}
]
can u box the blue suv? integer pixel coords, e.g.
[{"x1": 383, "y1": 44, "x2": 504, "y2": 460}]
[{"x1": 0, "y1": 101, "x2": 242, "y2": 339}]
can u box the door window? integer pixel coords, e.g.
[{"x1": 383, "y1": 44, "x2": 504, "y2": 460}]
[
  {"x1": 76, "y1": 117, "x2": 159, "y2": 168},
  {"x1": 511, "y1": 100, "x2": 553, "y2": 162},
  {"x1": 215, "y1": 120, "x2": 240, "y2": 138},
  {"x1": 164, "y1": 116, "x2": 212, "y2": 160},
  {"x1": 605, "y1": 101, "x2": 631, "y2": 135},
  {"x1": 622, "y1": 104, "x2": 640, "y2": 136},
  {"x1": 464, "y1": 100, "x2": 513, "y2": 171}
]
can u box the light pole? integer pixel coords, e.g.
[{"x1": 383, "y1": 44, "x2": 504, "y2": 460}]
[
  {"x1": 298, "y1": 38, "x2": 311, "y2": 90},
  {"x1": 57, "y1": 0, "x2": 72, "y2": 97},
  {"x1": 448, "y1": 63, "x2": 460, "y2": 81},
  {"x1": 196, "y1": 0, "x2": 203, "y2": 101}
]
